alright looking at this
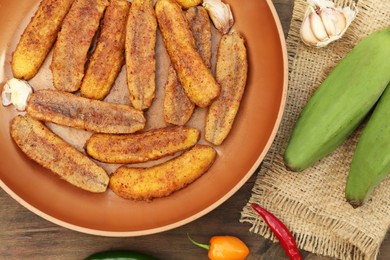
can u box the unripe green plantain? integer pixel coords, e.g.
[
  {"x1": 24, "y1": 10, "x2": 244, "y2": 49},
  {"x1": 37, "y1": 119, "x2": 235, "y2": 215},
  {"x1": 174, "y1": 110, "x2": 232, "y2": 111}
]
[
  {"x1": 284, "y1": 27, "x2": 390, "y2": 172},
  {"x1": 345, "y1": 83, "x2": 390, "y2": 207}
]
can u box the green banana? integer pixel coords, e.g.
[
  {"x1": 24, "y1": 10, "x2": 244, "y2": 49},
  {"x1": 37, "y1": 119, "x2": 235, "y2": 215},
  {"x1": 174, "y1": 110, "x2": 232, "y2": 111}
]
[
  {"x1": 345, "y1": 83, "x2": 390, "y2": 207},
  {"x1": 284, "y1": 27, "x2": 390, "y2": 172}
]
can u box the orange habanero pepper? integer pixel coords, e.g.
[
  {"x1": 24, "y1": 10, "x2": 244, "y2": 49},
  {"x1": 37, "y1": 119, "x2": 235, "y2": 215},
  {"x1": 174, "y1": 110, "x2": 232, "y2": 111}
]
[{"x1": 188, "y1": 235, "x2": 250, "y2": 260}]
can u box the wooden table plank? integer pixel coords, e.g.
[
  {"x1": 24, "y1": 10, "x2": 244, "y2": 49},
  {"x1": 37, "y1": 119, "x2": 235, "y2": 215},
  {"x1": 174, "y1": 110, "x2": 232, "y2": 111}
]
[{"x1": 0, "y1": 1, "x2": 389, "y2": 259}]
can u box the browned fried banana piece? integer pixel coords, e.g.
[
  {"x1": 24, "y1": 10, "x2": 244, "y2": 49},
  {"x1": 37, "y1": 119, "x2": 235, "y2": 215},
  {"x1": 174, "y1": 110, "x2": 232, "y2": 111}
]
[
  {"x1": 26, "y1": 89, "x2": 145, "y2": 134},
  {"x1": 86, "y1": 126, "x2": 200, "y2": 164},
  {"x1": 205, "y1": 31, "x2": 248, "y2": 145},
  {"x1": 80, "y1": 0, "x2": 131, "y2": 100},
  {"x1": 11, "y1": 0, "x2": 75, "y2": 80},
  {"x1": 51, "y1": 0, "x2": 109, "y2": 92},
  {"x1": 164, "y1": 6, "x2": 211, "y2": 125},
  {"x1": 10, "y1": 115, "x2": 109, "y2": 193},
  {"x1": 109, "y1": 144, "x2": 217, "y2": 200},
  {"x1": 186, "y1": 7, "x2": 212, "y2": 68},
  {"x1": 125, "y1": 0, "x2": 157, "y2": 110},
  {"x1": 156, "y1": 0, "x2": 220, "y2": 108}
]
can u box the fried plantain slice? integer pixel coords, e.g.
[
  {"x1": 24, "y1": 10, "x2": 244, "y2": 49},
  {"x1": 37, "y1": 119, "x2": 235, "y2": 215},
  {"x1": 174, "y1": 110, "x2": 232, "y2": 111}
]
[
  {"x1": 80, "y1": 0, "x2": 131, "y2": 100},
  {"x1": 86, "y1": 126, "x2": 200, "y2": 164},
  {"x1": 11, "y1": 0, "x2": 75, "y2": 80},
  {"x1": 156, "y1": 0, "x2": 220, "y2": 108},
  {"x1": 125, "y1": 0, "x2": 157, "y2": 110},
  {"x1": 163, "y1": 6, "x2": 212, "y2": 125},
  {"x1": 109, "y1": 144, "x2": 217, "y2": 200},
  {"x1": 205, "y1": 31, "x2": 248, "y2": 145},
  {"x1": 185, "y1": 6, "x2": 212, "y2": 69},
  {"x1": 10, "y1": 115, "x2": 109, "y2": 193},
  {"x1": 26, "y1": 89, "x2": 145, "y2": 134},
  {"x1": 51, "y1": 0, "x2": 109, "y2": 92}
]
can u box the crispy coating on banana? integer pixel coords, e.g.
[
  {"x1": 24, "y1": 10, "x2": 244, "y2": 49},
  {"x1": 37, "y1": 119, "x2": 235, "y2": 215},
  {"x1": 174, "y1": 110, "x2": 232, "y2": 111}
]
[
  {"x1": 11, "y1": 0, "x2": 75, "y2": 80},
  {"x1": 163, "y1": 66, "x2": 195, "y2": 125},
  {"x1": 164, "y1": 6, "x2": 212, "y2": 125},
  {"x1": 51, "y1": 0, "x2": 109, "y2": 92},
  {"x1": 80, "y1": 0, "x2": 131, "y2": 100},
  {"x1": 125, "y1": 0, "x2": 157, "y2": 110},
  {"x1": 27, "y1": 89, "x2": 145, "y2": 134},
  {"x1": 205, "y1": 31, "x2": 248, "y2": 145},
  {"x1": 10, "y1": 115, "x2": 109, "y2": 193},
  {"x1": 109, "y1": 145, "x2": 217, "y2": 201},
  {"x1": 86, "y1": 126, "x2": 200, "y2": 164},
  {"x1": 186, "y1": 7, "x2": 212, "y2": 68},
  {"x1": 156, "y1": 0, "x2": 220, "y2": 108}
]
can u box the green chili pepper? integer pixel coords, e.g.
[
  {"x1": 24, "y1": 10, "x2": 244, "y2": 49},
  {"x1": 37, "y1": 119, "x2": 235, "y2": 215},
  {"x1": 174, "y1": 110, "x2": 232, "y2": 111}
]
[{"x1": 84, "y1": 250, "x2": 160, "y2": 260}]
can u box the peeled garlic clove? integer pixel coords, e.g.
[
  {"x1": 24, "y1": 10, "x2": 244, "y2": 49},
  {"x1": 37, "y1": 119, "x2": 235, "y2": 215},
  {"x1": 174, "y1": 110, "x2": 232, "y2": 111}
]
[
  {"x1": 203, "y1": 0, "x2": 234, "y2": 35},
  {"x1": 1, "y1": 78, "x2": 33, "y2": 111},
  {"x1": 309, "y1": 11, "x2": 328, "y2": 41},
  {"x1": 301, "y1": 15, "x2": 319, "y2": 45}
]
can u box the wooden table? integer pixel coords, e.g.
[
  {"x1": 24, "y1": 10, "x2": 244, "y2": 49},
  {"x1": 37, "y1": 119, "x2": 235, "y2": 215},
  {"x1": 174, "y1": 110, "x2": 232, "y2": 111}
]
[{"x1": 1, "y1": 1, "x2": 389, "y2": 259}]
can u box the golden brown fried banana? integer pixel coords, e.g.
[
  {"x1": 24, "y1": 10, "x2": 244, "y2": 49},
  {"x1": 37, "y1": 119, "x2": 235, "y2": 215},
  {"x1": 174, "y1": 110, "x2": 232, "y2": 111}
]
[
  {"x1": 163, "y1": 6, "x2": 212, "y2": 125},
  {"x1": 125, "y1": 0, "x2": 157, "y2": 110},
  {"x1": 86, "y1": 126, "x2": 200, "y2": 163},
  {"x1": 10, "y1": 115, "x2": 109, "y2": 193},
  {"x1": 186, "y1": 7, "x2": 212, "y2": 68},
  {"x1": 163, "y1": 67, "x2": 195, "y2": 125},
  {"x1": 156, "y1": 0, "x2": 220, "y2": 108},
  {"x1": 205, "y1": 31, "x2": 248, "y2": 145},
  {"x1": 26, "y1": 89, "x2": 145, "y2": 134},
  {"x1": 109, "y1": 144, "x2": 217, "y2": 200},
  {"x1": 11, "y1": 0, "x2": 75, "y2": 80},
  {"x1": 80, "y1": 0, "x2": 131, "y2": 100},
  {"x1": 51, "y1": 0, "x2": 109, "y2": 92}
]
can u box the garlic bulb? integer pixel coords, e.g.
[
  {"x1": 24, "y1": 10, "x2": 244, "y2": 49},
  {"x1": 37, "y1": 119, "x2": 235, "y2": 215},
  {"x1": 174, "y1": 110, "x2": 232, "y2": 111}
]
[
  {"x1": 300, "y1": 0, "x2": 358, "y2": 47},
  {"x1": 1, "y1": 78, "x2": 33, "y2": 111},
  {"x1": 203, "y1": 0, "x2": 234, "y2": 34}
]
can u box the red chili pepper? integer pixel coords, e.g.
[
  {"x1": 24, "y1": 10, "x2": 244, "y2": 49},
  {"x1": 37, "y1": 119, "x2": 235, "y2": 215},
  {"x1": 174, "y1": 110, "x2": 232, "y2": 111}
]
[{"x1": 251, "y1": 203, "x2": 302, "y2": 260}]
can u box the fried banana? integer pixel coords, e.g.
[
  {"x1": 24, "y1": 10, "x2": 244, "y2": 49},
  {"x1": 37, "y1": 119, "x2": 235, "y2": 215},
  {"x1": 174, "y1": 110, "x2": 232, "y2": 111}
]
[
  {"x1": 205, "y1": 31, "x2": 248, "y2": 145},
  {"x1": 26, "y1": 89, "x2": 145, "y2": 134},
  {"x1": 109, "y1": 144, "x2": 217, "y2": 200},
  {"x1": 125, "y1": 0, "x2": 157, "y2": 110},
  {"x1": 80, "y1": 0, "x2": 131, "y2": 100},
  {"x1": 185, "y1": 7, "x2": 212, "y2": 68},
  {"x1": 163, "y1": 67, "x2": 195, "y2": 125},
  {"x1": 163, "y1": 6, "x2": 212, "y2": 125},
  {"x1": 51, "y1": 0, "x2": 109, "y2": 92},
  {"x1": 10, "y1": 115, "x2": 109, "y2": 193},
  {"x1": 11, "y1": 0, "x2": 75, "y2": 80},
  {"x1": 156, "y1": 0, "x2": 220, "y2": 108},
  {"x1": 86, "y1": 126, "x2": 200, "y2": 164}
]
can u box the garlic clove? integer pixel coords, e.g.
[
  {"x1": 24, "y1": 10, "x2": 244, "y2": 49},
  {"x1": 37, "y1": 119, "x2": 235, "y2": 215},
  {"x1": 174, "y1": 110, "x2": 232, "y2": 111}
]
[
  {"x1": 1, "y1": 84, "x2": 12, "y2": 106},
  {"x1": 309, "y1": 11, "x2": 328, "y2": 41},
  {"x1": 320, "y1": 10, "x2": 337, "y2": 37},
  {"x1": 334, "y1": 11, "x2": 347, "y2": 35},
  {"x1": 300, "y1": 0, "x2": 358, "y2": 47},
  {"x1": 1, "y1": 78, "x2": 33, "y2": 111},
  {"x1": 301, "y1": 15, "x2": 319, "y2": 46},
  {"x1": 203, "y1": 0, "x2": 234, "y2": 35}
]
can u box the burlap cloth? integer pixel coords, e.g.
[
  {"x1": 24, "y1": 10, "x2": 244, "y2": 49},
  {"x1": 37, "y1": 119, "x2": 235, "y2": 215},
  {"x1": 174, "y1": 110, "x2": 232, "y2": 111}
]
[{"x1": 240, "y1": 0, "x2": 390, "y2": 259}]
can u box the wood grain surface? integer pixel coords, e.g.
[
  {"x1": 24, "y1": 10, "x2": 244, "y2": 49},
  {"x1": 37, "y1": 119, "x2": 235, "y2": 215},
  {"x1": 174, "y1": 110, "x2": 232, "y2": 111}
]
[{"x1": 0, "y1": 1, "x2": 389, "y2": 259}]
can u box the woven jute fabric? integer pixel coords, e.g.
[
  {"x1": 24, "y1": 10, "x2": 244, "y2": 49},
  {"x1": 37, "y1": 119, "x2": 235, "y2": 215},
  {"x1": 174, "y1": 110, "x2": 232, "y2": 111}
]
[{"x1": 240, "y1": 0, "x2": 390, "y2": 259}]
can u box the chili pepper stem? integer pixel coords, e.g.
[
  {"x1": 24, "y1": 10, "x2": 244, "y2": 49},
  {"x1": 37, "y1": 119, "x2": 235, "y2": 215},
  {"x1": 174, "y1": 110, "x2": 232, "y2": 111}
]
[{"x1": 187, "y1": 234, "x2": 210, "y2": 251}]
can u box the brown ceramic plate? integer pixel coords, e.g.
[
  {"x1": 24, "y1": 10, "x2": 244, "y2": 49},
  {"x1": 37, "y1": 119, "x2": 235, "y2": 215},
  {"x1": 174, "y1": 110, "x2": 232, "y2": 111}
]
[{"x1": 0, "y1": 0, "x2": 287, "y2": 236}]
